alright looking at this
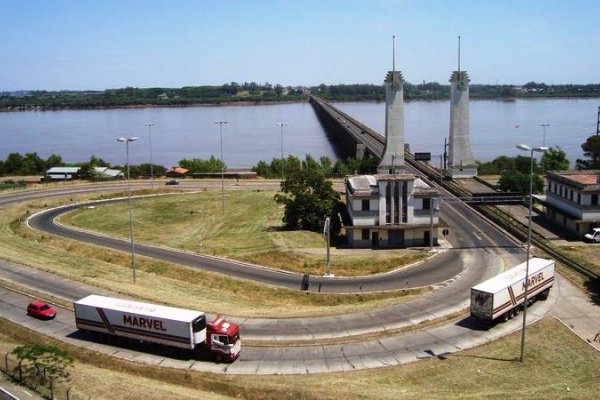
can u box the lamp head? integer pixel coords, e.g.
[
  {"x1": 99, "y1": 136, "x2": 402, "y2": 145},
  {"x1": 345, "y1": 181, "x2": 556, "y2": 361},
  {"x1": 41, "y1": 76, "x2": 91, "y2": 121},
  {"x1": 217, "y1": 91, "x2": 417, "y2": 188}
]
[
  {"x1": 116, "y1": 137, "x2": 138, "y2": 143},
  {"x1": 533, "y1": 146, "x2": 549, "y2": 153},
  {"x1": 516, "y1": 144, "x2": 531, "y2": 151}
]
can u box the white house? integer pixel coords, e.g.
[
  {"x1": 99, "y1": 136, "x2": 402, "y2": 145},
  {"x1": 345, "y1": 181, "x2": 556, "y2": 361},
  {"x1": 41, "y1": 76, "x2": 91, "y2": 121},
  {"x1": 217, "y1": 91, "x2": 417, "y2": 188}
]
[
  {"x1": 545, "y1": 170, "x2": 600, "y2": 237},
  {"x1": 345, "y1": 173, "x2": 440, "y2": 248}
]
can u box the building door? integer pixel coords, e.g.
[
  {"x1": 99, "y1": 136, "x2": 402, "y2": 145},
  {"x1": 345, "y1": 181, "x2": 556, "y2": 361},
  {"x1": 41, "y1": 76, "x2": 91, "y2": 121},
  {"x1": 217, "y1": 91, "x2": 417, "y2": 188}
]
[
  {"x1": 372, "y1": 232, "x2": 379, "y2": 248},
  {"x1": 389, "y1": 230, "x2": 404, "y2": 247},
  {"x1": 424, "y1": 230, "x2": 430, "y2": 247}
]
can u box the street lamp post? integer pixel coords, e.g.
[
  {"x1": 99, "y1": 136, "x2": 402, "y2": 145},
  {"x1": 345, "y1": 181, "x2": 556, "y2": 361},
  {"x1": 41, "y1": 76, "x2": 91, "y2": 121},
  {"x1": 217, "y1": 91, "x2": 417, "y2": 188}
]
[
  {"x1": 144, "y1": 123, "x2": 155, "y2": 189},
  {"x1": 323, "y1": 217, "x2": 333, "y2": 277},
  {"x1": 516, "y1": 143, "x2": 548, "y2": 362},
  {"x1": 539, "y1": 123, "x2": 550, "y2": 147},
  {"x1": 214, "y1": 121, "x2": 228, "y2": 214},
  {"x1": 117, "y1": 136, "x2": 139, "y2": 283},
  {"x1": 276, "y1": 122, "x2": 288, "y2": 181}
]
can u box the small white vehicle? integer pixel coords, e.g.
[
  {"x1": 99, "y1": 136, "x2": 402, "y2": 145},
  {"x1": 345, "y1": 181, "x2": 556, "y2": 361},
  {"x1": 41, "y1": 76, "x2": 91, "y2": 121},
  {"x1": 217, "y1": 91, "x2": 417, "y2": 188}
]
[{"x1": 584, "y1": 228, "x2": 600, "y2": 243}]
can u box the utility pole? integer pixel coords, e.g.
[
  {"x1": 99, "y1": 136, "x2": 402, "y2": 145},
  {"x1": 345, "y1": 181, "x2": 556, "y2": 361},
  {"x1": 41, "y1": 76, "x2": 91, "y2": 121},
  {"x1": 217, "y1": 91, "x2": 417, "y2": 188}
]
[{"x1": 144, "y1": 123, "x2": 155, "y2": 189}]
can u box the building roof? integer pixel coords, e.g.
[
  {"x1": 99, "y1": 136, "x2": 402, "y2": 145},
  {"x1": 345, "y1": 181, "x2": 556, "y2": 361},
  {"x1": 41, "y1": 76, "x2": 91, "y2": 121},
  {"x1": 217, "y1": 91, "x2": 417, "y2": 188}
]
[
  {"x1": 166, "y1": 166, "x2": 189, "y2": 175},
  {"x1": 346, "y1": 175, "x2": 377, "y2": 194},
  {"x1": 94, "y1": 167, "x2": 122, "y2": 178},
  {"x1": 547, "y1": 170, "x2": 600, "y2": 191},
  {"x1": 46, "y1": 167, "x2": 80, "y2": 174}
]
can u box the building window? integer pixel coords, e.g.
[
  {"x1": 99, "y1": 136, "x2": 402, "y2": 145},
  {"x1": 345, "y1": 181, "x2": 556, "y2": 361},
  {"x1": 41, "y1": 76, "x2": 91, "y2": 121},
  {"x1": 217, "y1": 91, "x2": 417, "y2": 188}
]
[
  {"x1": 402, "y1": 181, "x2": 408, "y2": 223},
  {"x1": 592, "y1": 194, "x2": 599, "y2": 206},
  {"x1": 578, "y1": 193, "x2": 581, "y2": 204},
  {"x1": 422, "y1": 198, "x2": 431, "y2": 210},
  {"x1": 385, "y1": 184, "x2": 391, "y2": 224},
  {"x1": 362, "y1": 199, "x2": 369, "y2": 211},
  {"x1": 361, "y1": 229, "x2": 370, "y2": 240}
]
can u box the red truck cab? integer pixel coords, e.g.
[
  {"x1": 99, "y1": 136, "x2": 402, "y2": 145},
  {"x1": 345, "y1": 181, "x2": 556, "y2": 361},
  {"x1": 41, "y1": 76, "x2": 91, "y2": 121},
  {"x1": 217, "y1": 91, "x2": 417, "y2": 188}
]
[{"x1": 205, "y1": 316, "x2": 241, "y2": 362}]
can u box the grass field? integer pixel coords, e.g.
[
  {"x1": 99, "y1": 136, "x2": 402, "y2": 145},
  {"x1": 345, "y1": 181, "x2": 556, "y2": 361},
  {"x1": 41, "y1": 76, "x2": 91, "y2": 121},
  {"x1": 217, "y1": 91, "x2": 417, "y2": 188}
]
[
  {"x1": 60, "y1": 190, "x2": 428, "y2": 276},
  {"x1": 0, "y1": 189, "x2": 429, "y2": 318},
  {"x1": 1, "y1": 317, "x2": 599, "y2": 399}
]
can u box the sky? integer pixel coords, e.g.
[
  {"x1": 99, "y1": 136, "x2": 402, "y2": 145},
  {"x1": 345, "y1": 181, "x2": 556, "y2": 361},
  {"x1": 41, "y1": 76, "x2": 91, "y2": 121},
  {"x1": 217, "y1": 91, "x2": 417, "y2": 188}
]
[{"x1": 1, "y1": 0, "x2": 599, "y2": 91}]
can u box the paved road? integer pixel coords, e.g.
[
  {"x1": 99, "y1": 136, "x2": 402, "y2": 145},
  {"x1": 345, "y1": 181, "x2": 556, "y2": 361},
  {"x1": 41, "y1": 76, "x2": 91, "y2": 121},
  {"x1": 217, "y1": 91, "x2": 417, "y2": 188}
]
[
  {"x1": 0, "y1": 267, "x2": 560, "y2": 374},
  {"x1": 26, "y1": 196, "x2": 466, "y2": 293},
  {"x1": 3, "y1": 182, "x2": 595, "y2": 376}
]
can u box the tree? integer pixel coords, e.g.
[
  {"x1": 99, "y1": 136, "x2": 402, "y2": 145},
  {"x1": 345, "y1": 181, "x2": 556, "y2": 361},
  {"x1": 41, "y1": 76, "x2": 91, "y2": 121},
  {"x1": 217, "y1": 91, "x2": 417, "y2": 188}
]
[
  {"x1": 274, "y1": 167, "x2": 343, "y2": 237},
  {"x1": 45, "y1": 154, "x2": 64, "y2": 169},
  {"x1": 498, "y1": 170, "x2": 544, "y2": 194},
  {"x1": 179, "y1": 156, "x2": 225, "y2": 173},
  {"x1": 88, "y1": 155, "x2": 110, "y2": 167},
  {"x1": 4, "y1": 152, "x2": 24, "y2": 174},
  {"x1": 577, "y1": 134, "x2": 600, "y2": 169},
  {"x1": 12, "y1": 344, "x2": 73, "y2": 386},
  {"x1": 541, "y1": 147, "x2": 570, "y2": 171},
  {"x1": 21, "y1": 152, "x2": 45, "y2": 174}
]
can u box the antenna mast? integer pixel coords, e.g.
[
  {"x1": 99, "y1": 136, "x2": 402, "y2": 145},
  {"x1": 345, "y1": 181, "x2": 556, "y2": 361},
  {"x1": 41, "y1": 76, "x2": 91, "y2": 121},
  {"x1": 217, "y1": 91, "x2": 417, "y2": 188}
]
[
  {"x1": 392, "y1": 35, "x2": 396, "y2": 72},
  {"x1": 458, "y1": 35, "x2": 461, "y2": 73}
]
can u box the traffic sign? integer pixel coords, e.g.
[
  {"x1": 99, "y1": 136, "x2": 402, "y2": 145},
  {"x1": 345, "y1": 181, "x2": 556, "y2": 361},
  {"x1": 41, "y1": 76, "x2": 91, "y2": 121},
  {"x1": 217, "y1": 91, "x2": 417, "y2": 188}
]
[{"x1": 414, "y1": 152, "x2": 431, "y2": 161}]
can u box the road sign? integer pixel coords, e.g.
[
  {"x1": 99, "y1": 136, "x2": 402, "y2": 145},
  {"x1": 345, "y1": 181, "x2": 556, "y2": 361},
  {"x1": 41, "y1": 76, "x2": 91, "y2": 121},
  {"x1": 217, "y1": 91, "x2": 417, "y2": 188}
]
[{"x1": 414, "y1": 152, "x2": 431, "y2": 161}]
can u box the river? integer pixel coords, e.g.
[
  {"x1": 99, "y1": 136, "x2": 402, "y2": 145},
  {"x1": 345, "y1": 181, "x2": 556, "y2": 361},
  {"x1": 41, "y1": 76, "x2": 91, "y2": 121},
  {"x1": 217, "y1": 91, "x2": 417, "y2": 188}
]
[{"x1": 1, "y1": 98, "x2": 597, "y2": 169}]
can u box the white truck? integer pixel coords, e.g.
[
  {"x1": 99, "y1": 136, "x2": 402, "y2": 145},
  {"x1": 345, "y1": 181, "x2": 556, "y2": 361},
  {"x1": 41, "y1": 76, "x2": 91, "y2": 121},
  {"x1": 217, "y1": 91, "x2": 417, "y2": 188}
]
[
  {"x1": 470, "y1": 258, "x2": 555, "y2": 323},
  {"x1": 74, "y1": 294, "x2": 241, "y2": 362}
]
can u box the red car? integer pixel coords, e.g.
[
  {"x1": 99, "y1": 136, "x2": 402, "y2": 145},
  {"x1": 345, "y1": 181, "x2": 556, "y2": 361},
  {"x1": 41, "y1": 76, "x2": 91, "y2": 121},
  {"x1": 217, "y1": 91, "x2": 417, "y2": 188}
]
[{"x1": 27, "y1": 301, "x2": 57, "y2": 320}]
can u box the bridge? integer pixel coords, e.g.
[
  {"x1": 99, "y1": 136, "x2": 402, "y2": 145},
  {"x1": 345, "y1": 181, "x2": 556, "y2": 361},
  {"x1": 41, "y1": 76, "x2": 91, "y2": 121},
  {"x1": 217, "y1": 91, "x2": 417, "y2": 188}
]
[
  {"x1": 309, "y1": 95, "x2": 526, "y2": 206},
  {"x1": 309, "y1": 95, "x2": 384, "y2": 159}
]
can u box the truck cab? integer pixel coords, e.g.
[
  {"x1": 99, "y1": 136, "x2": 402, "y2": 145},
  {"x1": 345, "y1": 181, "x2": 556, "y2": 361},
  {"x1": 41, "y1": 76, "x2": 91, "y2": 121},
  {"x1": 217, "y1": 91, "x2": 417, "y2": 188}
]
[{"x1": 205, "y1": 316, "x2": 241, "y2": 362}]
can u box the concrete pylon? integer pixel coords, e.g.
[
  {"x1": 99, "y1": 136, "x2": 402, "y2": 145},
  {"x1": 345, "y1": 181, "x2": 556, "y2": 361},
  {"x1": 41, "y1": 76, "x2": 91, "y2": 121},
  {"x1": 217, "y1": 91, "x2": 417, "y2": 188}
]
[
  {"x1": 378, "y1": 70, "x2": 405, "y2": 174},
  {"x1": 447, "y1": 70, "x2": 477, "y2": 178}
]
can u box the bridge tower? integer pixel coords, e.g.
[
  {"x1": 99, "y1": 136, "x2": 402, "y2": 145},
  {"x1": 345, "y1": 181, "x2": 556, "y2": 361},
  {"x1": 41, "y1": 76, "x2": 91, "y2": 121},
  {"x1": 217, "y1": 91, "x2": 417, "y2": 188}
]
[
  {"x1": 378, "y1": 37, "x2": 405, "y2": 174},
  {"x1": 447, "y1": 36, "x2": 477, "y2": 178}
]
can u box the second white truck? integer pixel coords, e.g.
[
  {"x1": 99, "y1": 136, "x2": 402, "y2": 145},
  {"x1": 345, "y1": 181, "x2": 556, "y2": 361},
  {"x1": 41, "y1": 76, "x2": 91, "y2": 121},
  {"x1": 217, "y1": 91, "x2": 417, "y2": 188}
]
[{"x1": 470, "y1": 257, "x2": 555, "y2": 323}]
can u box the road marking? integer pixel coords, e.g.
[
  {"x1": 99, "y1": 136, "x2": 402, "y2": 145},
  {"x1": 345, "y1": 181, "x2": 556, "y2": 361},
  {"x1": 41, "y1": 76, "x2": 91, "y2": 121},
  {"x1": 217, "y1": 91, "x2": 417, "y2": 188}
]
[{"x1": 472, "y1": 232, "x2": 482, "y2": 240}]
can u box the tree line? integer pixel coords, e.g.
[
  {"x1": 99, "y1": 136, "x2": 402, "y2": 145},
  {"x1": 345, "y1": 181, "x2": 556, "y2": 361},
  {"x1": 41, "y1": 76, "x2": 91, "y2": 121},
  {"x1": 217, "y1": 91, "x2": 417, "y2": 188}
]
[
  {"x1": 1, "y1": 132, "x2": 596, "y2": 183},
  {"x1": 3, "y1": 81, "x2": 599, "y2": 110}
]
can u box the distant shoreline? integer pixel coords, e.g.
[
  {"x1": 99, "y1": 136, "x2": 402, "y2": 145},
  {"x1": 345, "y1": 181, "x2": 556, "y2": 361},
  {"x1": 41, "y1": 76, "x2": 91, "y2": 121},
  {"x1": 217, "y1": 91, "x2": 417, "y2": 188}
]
[{"x1": 2, "y1": 95, "x2": 600, "y2": 113}]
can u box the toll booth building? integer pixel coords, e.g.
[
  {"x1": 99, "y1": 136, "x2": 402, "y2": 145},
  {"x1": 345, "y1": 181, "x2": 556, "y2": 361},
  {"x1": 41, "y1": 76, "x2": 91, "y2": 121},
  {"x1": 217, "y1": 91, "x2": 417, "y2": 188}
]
[{"x1": 345, "y1": 174, "x2": 440, "y2": 248}]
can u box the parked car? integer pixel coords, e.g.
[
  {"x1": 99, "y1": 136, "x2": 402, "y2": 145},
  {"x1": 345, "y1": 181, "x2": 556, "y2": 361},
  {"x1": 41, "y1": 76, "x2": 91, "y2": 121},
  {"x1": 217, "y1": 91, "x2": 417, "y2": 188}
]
[
  {"x1": 584, "y1": 228, "x2": 600, "y2": 243},
  {"x1": 27, "y1": 301, "x2": 57, "y2": 319},
  {"x1": 165, "y1": 179, "x2": 179, "y2": 185}
]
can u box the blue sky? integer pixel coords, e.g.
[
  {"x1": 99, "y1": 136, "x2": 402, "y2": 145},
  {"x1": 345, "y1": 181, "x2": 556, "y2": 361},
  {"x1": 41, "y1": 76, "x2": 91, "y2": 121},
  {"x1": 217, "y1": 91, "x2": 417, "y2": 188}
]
[{"x1": 1, "y1": 0, "x2": 599, "y2": 91}]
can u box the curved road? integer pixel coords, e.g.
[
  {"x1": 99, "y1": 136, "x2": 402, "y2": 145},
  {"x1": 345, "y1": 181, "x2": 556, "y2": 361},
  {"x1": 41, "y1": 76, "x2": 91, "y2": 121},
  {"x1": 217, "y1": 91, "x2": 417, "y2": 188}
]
[{"x1": 0, "y1": 181, "x2": 539, "y2": 373}]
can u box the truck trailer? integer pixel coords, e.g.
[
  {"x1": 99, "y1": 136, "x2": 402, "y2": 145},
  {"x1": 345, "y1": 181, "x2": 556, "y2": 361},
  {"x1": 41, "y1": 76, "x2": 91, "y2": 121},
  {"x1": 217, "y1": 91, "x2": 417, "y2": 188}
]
[
  {"x1": 74, "y1": 294, "x2": 241, "y2": 362},
  {"x1": 470, "y1": 257, "x2": 555, "y2": 323}
]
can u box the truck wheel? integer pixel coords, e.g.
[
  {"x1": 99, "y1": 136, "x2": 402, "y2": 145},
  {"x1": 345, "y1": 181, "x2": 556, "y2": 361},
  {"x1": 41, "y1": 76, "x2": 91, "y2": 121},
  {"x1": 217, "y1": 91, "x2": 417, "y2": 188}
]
[
  {"x1": 215, "y1": 353, "x2": 223, "y2": 363},
  {"x1": 538, "y1": 289, "x2": 550, "y2": 301}
]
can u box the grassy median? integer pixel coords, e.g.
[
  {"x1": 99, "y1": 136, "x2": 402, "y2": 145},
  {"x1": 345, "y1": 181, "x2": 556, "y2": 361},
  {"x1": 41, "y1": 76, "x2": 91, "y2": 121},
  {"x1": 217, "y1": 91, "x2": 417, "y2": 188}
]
[
  {"x1": 1, "y1": 188, "x2": 431, "y2": 317},
  {"x1": 1, "y1": 317, "x2": 599, "y2": 399}
]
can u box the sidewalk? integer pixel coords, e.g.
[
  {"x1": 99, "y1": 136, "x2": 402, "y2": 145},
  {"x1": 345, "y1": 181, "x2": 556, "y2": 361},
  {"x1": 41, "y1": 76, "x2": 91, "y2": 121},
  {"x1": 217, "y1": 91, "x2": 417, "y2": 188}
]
[{"x1": 551, "y1": 275, "x2": 600, "y2": 351}]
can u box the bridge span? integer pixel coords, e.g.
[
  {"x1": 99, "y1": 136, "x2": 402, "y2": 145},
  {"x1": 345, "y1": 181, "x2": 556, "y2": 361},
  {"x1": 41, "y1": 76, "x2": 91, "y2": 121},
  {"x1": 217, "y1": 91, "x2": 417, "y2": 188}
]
[
  {"x1": 309, "y1": 95, "x2": 384, "y2": 159},
  {"x1": 309, "y1": 95, "x2": 426, "y2": 171}
]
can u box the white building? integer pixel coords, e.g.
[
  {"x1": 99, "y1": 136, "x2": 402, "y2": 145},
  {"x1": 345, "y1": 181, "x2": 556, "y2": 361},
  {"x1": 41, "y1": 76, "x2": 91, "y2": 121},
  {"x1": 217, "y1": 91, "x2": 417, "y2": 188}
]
[
  {"x1": 545, "y1": 170, "x2": 600, "y2": 237},
  {"x1": 345, "y1": 174, "x2": 440, "y2": 248},
  {"x1": 45, "y1": 166, "x2": 122, "y2": 180}
]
